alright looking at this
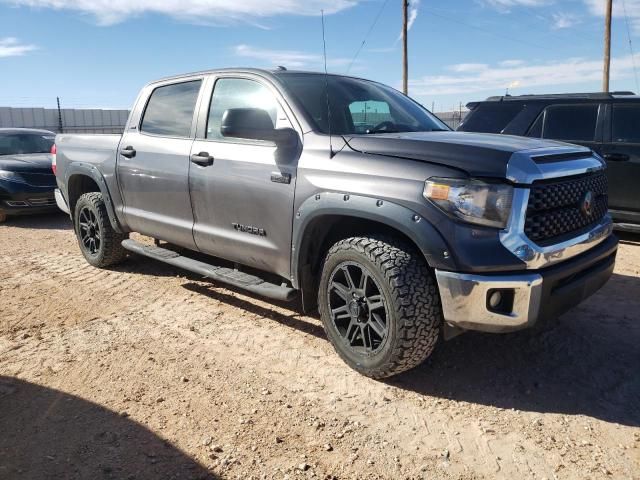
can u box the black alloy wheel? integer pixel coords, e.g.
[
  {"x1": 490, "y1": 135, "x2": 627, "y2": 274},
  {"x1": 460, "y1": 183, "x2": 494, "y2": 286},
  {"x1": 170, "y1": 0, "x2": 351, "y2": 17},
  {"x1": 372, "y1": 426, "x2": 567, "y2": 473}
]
[
  {"x1": 327, "y1": 261, "x2": 389, "y2": 355},
  {"x1": 78, "y1": 206, "x2": 101, "y2": 256}
]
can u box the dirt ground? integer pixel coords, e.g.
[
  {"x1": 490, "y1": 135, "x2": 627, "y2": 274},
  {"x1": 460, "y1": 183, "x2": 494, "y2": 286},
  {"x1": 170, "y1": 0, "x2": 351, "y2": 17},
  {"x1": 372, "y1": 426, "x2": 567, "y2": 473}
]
[{"x1": 0, "y1": 213, "x2": 638, "y2": 480}]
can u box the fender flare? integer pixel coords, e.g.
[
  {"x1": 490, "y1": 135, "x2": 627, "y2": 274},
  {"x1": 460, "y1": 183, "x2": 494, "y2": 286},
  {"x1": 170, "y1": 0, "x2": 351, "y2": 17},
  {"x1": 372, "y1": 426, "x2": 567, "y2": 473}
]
[
  {"x1": 64, "y1": 163, "x2": 124, "y2": 233},
  {"x1": 291, "y1": 192, "x2": 456, "y2": 288}
]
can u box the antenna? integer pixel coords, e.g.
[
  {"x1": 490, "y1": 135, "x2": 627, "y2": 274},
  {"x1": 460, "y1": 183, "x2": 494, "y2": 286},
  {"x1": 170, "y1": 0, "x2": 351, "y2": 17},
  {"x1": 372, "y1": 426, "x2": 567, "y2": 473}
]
[{"x1": 321, "y1": 10, "x2": 334, "y2": 158}]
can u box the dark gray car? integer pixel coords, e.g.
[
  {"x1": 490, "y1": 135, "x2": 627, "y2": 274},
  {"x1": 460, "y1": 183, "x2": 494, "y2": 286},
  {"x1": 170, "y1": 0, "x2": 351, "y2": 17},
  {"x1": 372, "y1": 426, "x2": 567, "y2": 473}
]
[
  {"x1": 53, "y1": 69, "x2": 617, "y2": 378},
  {"x1": 0, "y1": 128, "x2": 57, "y2": 222}
]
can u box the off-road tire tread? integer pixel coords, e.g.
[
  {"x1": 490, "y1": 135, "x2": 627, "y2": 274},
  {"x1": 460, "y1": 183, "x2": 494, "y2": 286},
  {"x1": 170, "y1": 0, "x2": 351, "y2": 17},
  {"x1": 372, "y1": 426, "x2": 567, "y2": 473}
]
[
  {"x1": 75, "y1": 192, "x2": 128, "y2": 268},
  {"x1": 319, "y1": 236, "x2": 441, "y2": 378}
]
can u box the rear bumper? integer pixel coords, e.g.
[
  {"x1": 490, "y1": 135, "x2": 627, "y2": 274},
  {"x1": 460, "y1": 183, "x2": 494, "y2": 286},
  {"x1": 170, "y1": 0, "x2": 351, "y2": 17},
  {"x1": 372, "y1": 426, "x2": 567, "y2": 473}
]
[{"x1": 435, "y1": 234, "x2": 618, "y2": 333}]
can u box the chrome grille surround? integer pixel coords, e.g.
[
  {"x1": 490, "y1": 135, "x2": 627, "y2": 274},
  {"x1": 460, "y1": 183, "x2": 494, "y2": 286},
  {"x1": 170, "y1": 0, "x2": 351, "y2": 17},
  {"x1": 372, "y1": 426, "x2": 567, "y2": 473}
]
[{"x1": 500, "y1": 146, "x2": 613, "y2": 270}]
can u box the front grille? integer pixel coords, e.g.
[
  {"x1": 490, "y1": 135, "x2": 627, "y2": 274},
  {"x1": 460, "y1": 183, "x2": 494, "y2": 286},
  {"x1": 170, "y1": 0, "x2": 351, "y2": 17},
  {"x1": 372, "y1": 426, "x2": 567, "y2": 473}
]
[
  {"x1": 525, "y1": 171, "x2": 608, "y2": 245},
  {"x1": 19, "y1": 172, "x2": 56, "y2": 188}
]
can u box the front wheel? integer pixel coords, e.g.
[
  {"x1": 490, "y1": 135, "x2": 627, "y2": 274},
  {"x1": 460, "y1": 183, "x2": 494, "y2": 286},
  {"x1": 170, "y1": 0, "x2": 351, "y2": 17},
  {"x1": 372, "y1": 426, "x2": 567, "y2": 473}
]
[
  {"x1": 318, "y1": 236, "x2": 442, "y2": 378},
  {"x1": 74, "y1": 192, "x2": 128, "y2": 267}
]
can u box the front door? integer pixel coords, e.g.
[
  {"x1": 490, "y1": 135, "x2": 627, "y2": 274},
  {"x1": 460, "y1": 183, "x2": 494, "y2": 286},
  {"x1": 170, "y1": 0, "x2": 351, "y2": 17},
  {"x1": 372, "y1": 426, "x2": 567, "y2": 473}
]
[
  {"x1": 189, "y1": 76, "x2": 299, "y2": 279},
  {"x1": 600, "y1": 102, "x2": 640, "y2": 217},
  {"x1": 117, "y1": 79, "x2": 202, "y2": 248}
]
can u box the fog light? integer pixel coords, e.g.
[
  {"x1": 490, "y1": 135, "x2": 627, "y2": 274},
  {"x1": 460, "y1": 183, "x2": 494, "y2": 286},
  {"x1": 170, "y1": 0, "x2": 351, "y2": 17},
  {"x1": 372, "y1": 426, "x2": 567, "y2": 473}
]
[{"x1": 488, "y1": 290, "x2": 503, "y2": 309}]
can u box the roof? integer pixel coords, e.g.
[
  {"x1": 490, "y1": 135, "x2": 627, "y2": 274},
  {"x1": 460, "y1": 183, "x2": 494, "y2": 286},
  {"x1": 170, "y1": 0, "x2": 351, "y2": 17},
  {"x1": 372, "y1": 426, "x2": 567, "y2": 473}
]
[
  {"x1": 147, "y1": 67, "x2": 371, "y2": 86},
  {"x1": 479, "y1": 91, "x2": 639, "y2": 102}
]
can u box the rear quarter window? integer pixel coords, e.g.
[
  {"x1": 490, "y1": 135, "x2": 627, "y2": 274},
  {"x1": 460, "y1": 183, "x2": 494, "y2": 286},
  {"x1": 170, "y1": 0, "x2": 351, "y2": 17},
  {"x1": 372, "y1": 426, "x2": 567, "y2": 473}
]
[{"x1": 459, "y1": 103, "x2": 524, "y2": 133}]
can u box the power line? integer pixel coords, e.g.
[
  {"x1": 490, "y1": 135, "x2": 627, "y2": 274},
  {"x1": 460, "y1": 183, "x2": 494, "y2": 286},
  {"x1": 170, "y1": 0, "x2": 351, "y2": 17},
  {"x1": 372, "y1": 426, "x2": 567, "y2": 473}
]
[
  {"x1": 621, "y1": 0, "x2": 640, "y2": 92},
  {"x1": 426, "y1": 10, "x2": 549, "y2": 51},
  {"x1": 345, "y1": 0, "x2": 390, "y2": 74}
]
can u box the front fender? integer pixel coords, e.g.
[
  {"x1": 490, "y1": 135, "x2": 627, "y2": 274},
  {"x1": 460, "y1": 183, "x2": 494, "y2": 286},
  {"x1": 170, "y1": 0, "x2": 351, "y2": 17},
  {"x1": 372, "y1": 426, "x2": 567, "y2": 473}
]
[{"x1": 291, "y1": 192, "x2": 457, "y2": 288}]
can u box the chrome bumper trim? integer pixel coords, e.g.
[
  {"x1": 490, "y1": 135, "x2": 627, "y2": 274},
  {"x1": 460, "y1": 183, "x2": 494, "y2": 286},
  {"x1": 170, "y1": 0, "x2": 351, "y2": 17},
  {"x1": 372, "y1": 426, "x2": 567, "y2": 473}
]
[
  {"x1": 54, "y1": 188, "x2": 70, "y2": 214},
  {"x1": 435, "y1": 270, "x2": 543, "y2": 333}
]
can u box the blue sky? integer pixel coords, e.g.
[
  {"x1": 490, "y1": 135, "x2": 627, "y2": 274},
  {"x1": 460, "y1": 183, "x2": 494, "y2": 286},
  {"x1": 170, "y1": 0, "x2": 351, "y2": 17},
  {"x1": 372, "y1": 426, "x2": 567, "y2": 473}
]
[{"x1": 0, "y1": 0, "x2": 639, "y2": 112}]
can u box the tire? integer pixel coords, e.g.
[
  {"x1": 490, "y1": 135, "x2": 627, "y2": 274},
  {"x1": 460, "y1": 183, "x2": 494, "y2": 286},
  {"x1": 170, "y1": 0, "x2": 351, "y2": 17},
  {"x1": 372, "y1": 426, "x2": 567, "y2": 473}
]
[
  {"x1": 74, "y1": 192, "x2": 128, "y2": 267},
  {"x1": 318, "y1": 236, "x2": 442, "y2": 379}
]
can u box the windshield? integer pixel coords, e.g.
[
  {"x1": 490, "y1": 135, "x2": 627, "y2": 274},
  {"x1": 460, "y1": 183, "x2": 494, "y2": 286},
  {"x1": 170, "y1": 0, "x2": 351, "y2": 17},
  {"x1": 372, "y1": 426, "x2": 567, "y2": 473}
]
[
  {"x1": 0, "y1": 132, "x2": 55, "y2": 155},
  {"x1": 275, "y1": 73, "x2": 449, "y2": 135}
]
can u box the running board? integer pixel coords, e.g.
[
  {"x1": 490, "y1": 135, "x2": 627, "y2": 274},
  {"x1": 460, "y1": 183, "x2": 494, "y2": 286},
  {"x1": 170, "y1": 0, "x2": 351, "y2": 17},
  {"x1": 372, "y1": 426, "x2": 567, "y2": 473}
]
[{"x1": 121, "y1": 239, "x2": 297, "y2": 302}]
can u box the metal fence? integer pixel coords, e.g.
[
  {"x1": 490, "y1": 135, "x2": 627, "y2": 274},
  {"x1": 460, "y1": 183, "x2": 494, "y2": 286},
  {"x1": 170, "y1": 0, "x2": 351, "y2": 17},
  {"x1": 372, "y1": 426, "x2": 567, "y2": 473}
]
[
  {"x1": 0, "y1": 107, "x2": 130, "y2": 134},
  {"x1": 435, "y1": 111, "x2": 468, "y2": 130}
]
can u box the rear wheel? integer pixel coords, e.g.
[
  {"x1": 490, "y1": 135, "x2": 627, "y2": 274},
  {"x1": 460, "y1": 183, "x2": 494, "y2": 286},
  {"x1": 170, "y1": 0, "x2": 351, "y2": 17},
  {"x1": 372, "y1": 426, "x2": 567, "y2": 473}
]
[
  {"x1": 318, "y1": 236, "x2": 442, "y2": 378},
  {"x1": 74, "y1": 192, "x2": 128, "y2": 267}
]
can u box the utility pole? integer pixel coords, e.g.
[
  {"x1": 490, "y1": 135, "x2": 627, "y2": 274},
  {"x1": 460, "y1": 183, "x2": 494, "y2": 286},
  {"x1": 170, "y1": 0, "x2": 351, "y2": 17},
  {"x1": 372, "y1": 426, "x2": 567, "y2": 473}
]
[
  {"x1": 56, "y1": 96, "x2": 63, "y2": 133},
  {"x1": 402, "y1": 0, "x2": 408, "y2": 95},
  {"x1": 602, "y1": 0, "x2": 613, "y2": 92}
]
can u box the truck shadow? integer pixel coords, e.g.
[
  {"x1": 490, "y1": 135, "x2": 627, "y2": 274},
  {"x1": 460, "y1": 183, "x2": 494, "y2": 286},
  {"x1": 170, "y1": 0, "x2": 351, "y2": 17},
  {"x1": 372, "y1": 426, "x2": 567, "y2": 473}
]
[
  {"x1": 0, "y1": 376, "x2": 218, "y2": 480},
  {"x1": 388, "y1": 271, "x2": 640, "y2": 428}
]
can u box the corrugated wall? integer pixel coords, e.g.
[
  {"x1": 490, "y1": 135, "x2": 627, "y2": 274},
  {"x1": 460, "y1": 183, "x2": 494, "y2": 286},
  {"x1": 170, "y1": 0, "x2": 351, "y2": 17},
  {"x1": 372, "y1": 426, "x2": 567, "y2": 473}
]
[{"x1": 0, "y1": 107, "x2": 129, "y2": 134}]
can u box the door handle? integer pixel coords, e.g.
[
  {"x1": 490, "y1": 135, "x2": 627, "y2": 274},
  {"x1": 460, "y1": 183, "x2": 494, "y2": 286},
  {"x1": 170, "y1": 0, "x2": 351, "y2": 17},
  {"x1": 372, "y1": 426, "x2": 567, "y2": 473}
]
[
  {"x1": 604, "y1": 153, "x2": 630, "y2": 162},
  {"x1": 120, "y1": 146, "x2": 136, "y2": 158},
  {"x1": 190, "y1": 152, "x2": 214, "y2": 166}
]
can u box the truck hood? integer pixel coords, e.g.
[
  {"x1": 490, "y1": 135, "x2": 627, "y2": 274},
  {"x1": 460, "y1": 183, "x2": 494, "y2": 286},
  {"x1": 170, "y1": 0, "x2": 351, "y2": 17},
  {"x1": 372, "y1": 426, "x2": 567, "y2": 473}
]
[
  {"x1": 0, "y1": 153, "x2": 53, "y2": 174},
  {"x1": 345, "y1": 131, "x2": 587, "y2": 178}
]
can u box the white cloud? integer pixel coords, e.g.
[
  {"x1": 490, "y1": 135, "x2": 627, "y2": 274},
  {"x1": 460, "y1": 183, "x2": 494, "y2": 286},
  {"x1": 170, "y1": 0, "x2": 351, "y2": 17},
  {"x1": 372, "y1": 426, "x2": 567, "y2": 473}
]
[
  {"x1": 4, "y1": 0, "x2": 361, "y2": 25},
  {"x1": 407, "y1": 0, "x2": 420, "y2": 30},
  {"x1": 479, "y1": 0, "x2": 550, "y2": 13},
  {"x1": 499, "y1": 59, "x2": 525, "y2": 67},
  {"x1": 584, "y1": 0, "x2": 640, "y2": 34},
  {"x1": 410, "y1": 54, "x2": 640, "y2": 95},
  {"x1": 0, "y1": 37, "x2": 37, "y2": 57},
  {"x1": 233, "y1": 44, "x2": 350, "y2": 69},
  {"x1": 551, "y1": 12, "x2": 580, "y2": 29},
  {"x1": 447, "y1": 63, "x2": 489, "y2": 73}
]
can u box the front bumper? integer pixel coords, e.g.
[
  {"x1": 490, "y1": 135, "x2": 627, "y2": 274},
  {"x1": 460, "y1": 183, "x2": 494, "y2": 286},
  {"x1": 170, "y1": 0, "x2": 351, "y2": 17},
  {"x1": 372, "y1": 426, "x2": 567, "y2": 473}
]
[{"x1": 435, "y1": 234, "x2": 618, "y2": 333}]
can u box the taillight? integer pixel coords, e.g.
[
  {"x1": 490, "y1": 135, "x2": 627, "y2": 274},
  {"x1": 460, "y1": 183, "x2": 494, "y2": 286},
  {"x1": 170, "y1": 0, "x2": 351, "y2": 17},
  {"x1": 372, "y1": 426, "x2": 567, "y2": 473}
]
[{"x1": 51, "y1": 144, "x2": 57, "y2": 175}]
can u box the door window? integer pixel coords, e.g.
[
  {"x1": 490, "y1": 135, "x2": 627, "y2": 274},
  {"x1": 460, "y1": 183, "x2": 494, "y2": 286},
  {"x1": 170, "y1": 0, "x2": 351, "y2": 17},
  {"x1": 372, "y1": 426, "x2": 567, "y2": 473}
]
[
  {"x1": 612, "y1": 104, "x2": 640, "y2": 143},
  {"x1": 541, "y1": 104, "x2": 598, "y2": 142},
  {"x1": 140, "y1": 80, "x2": 202, "y2": 137},
  {"x1": 207, "y1": 78, "x2": 290, "y2": 141}
]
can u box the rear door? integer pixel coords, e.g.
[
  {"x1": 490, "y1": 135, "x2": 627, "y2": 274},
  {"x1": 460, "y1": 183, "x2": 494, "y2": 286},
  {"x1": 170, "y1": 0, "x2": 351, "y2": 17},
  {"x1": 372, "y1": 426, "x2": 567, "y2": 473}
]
[
  {"x1": 600, "y1": 102, "x2": 640, "y2": 214},
  {"x1": 189, "y1": 74, "x2": 300, "y2": 278},
  {"x1": 117, "y1": 78, "x2": 204, "y2": 248}
]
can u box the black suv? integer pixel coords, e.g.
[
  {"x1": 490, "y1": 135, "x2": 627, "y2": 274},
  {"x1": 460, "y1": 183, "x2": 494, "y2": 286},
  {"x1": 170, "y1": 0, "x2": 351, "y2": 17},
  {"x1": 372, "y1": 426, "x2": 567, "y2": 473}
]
[{"x1": 458, "y1": 92, "x2": 640, "y2": 232}]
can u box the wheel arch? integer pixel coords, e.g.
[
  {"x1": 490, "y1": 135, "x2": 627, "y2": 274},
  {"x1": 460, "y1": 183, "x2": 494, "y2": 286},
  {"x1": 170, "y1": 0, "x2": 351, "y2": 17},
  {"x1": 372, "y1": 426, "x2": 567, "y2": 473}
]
[
  {"x1": 292, "y1": 192, "x2": 456, "y2": 312},
  {"x1": 65, "y1": 164, "x2": 123, "y2": 233}
]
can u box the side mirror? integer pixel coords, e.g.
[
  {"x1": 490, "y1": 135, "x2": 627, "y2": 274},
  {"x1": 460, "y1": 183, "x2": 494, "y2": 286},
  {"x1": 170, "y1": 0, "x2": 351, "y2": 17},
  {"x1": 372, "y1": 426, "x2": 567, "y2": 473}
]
[{"x1": 220, "y1": 108, "x2": 298, "y2": 148}]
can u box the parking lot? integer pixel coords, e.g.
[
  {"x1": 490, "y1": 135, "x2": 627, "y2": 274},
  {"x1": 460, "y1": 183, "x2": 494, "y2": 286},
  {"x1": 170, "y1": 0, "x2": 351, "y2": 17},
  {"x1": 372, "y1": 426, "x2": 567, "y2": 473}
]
[{"x1": 1, "y1": 213, "x2": 639, "y2": 480}]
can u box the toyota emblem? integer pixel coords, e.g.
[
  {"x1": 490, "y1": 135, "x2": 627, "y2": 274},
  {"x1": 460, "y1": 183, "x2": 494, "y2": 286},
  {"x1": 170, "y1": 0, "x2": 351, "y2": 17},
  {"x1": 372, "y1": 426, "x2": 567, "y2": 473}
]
[{"x1": 581, "y1": 191, "x2": 594, "y2": 217}]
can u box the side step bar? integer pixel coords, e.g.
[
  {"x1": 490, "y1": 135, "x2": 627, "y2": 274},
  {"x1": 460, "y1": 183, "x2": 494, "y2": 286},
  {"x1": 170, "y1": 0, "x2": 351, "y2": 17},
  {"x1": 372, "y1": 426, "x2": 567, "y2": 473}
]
[{"x1": 121, "y1": 239, "x2": 297, "y2": 302}]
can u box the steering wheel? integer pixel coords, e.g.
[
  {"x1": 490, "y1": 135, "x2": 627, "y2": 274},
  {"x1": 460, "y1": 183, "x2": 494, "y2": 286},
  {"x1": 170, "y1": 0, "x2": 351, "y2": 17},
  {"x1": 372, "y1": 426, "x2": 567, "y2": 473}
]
[{"x1": 367, "y1": 121, "x2": 395, "y2": 133}]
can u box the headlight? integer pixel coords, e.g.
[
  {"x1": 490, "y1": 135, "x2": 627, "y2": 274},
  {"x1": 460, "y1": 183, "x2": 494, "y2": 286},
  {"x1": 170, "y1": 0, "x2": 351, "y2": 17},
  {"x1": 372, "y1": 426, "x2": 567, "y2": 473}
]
[
  {"x1": 424, "y1": 177, "x2": 513, "y2": 228},
  {"x1": 0, "y1": 170, "x2": 27, "y2": 184}
]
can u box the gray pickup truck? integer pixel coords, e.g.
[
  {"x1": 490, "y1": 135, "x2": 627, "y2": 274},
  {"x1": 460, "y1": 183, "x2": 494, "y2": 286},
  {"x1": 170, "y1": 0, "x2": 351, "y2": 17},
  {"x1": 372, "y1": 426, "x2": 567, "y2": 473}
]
[{"x1": 54, "y1": 68, "x2": 618, "y2": 378}]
